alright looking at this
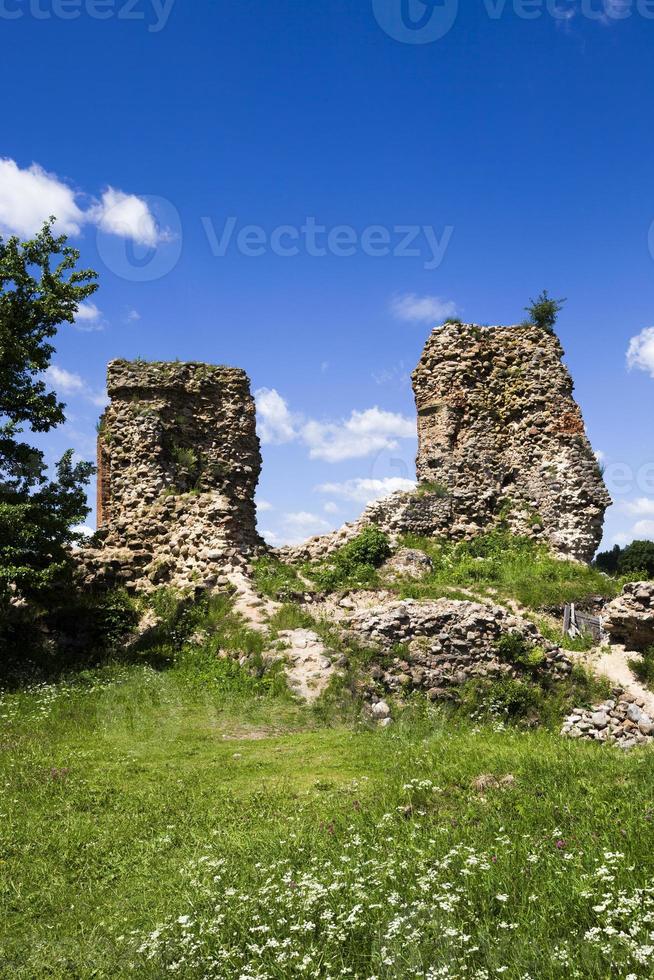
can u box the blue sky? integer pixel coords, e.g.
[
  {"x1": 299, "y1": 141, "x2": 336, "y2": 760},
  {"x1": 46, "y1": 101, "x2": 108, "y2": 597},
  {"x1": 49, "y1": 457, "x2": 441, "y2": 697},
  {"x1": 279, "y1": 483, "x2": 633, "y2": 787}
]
[{"x1": 2, "y1": 0, "x2": 654, "y2": 549}]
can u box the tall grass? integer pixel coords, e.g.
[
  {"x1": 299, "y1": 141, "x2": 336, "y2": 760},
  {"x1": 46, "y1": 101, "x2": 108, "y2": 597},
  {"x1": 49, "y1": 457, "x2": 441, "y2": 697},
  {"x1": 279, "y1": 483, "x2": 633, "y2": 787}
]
[{"x1": 392, "y1": 532, "x2": 623, "y2": 609}]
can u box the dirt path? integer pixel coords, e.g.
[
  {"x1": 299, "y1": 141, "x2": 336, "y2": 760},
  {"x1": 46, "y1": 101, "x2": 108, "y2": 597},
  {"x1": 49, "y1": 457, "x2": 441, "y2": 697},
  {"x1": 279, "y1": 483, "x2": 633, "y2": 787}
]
[
  {"x1": 225, "y1": 569, "x2": 338, "y2": 701},
  {"x1": 226, "y1": 567, "x2": 280, "y2": 631},
  {"x1": 583, "y1": 644, "x2": 654, "y2": 715}
]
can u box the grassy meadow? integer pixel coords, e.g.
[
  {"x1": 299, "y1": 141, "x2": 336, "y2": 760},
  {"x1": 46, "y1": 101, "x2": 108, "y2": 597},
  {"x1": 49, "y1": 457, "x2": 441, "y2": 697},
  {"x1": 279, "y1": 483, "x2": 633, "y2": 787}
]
[
  {"x1": 2, "y1": 535, "x2": 653, "y2": 978},
  {"x1": 2, "y1": 649, "x2": 654, "y2": 979}
]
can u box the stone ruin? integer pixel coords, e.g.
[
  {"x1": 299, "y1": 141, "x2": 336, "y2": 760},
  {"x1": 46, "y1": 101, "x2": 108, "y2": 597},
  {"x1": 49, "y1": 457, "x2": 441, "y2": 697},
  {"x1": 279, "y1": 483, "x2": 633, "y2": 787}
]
[
  {"x1": 78, "y1": 359, "x2": 262, "y2": 592},
  {"x1": 412, "y1": 323, "x2": 610, "y2": 563},
  {"x1": 79, "y1": 322, "x2": 610, "y2": 591},
  {"x1": 283, "y1": 323, "x2": 610, "y2": 564}
]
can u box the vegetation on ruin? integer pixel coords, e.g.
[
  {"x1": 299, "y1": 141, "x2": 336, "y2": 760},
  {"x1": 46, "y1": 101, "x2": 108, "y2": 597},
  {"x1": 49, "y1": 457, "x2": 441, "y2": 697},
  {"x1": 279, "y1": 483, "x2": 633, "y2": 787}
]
[
  {"x1": 256, "y1": 529, "x2": 631, "y2": 612},
  {"x1": 254, "y1": 528, "x2": 395, "y2": 599},
  {"x1": 522, "y1": 289, "x2": 566, "y2": 334},
  {"x1": 415, "y1": 480, "x2": 449, "y2": 497},
  {"x1": 310, "y1": 526, "x2": 392, "y2": 592},
  {"x1": 391, "y1": 532, "x2": 624, "y2": 610}
]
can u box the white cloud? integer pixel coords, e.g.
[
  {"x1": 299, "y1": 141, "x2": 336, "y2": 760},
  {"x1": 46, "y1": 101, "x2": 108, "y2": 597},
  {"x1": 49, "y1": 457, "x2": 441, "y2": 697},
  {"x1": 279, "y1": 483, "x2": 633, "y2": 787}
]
[
  {"x1": 301, "y1": 407, "x2": 415, "y2": 463},
  {"x1": 283, "y1": 511, "x2": 330, "y2": 532},
  {"x1": 324, "y1": 501, "x2": 340, "y2": 514},
  {"x1": 93, "y1": 187, "x2": 159, "y2": 247},
  {"x1": 0, "y1": 159, "x2": 85, "y2": 238},
  {"x1": 74, "y1": 524, "x2": 95, "y2": 538},
  {"x1": 316, "y1": 476, "x2": 417, "y2": 505},
  {"x1": 46, "y1": 364, "x2": 108, "y2": 408},
  {"x1": 75, "y1": 302, "x2": 102, "y2": 323},
  {"x1": 261, "y1": 528, "x2": 284, "y2": 547},
  {"x1": 256, "y1": 389, "x2": 416, "y2": 462},
  {"x1": 73, "y1": 301, "x2": 106, "y2": 332},
  {"x1": 594, "y1": 449, "x2": 606, "y2": 464},
  {"x1": 126, "y1": 308, "x2": 141, "y2": 323},
  {"x1": 264, "y1": 510, "x2": 333, "y2": 546},
  {"x1": 627, "y1": 327, "x2": 654, "y2": 379},
  {"x1": 255, "y1": 388, "x2": 298, "y2": 445},
  {"x1": 612, "y1": 532, "x2": 630, "y2": 546},
  {"x1": 632, "y1": 520, "x2": 654, "y2": 540},
  {"x1": 46, "y1": 365, "x2": 87, "y2": 395},
  {"x1": 620, "y1": 498, "x2": 654, "y2": 517},
  {"x1": 391, "y1": 292, "x2": 457, "y2": 324},
  {"x1": 0, "y1": 158, "x2": 162, "y2": 248},
  {"x1": 257, "y1": 499, "x2": 273, "y2": 513}
]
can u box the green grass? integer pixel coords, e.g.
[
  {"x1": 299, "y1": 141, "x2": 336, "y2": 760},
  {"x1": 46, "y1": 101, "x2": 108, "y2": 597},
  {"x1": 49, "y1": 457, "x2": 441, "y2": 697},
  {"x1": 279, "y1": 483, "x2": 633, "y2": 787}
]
[
  {"x1": 390, "y1": 532, "x2": 623, "y2": 610},
  {"x1": 252, "y1": 555, "x2": 306, "y2": 601},
  {"x1": 1, "y1": 660, "x2": 654, "y2": 978},
  {"x1": 0, "y1": 547, "x2": 648, "y2": 978},
  {"x1": 629, "y1": 646, "x2": 654, "y2": 691},
  {"x1": 531, "y1": 616, "x2": 597, "y2": 653},
  {"x1": 256, "y1": 531, "x2": 622, "y2": 613}
]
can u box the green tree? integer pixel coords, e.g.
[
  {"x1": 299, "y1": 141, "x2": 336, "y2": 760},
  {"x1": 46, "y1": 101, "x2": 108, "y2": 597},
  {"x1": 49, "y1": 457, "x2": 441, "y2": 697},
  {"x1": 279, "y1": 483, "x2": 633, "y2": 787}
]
[
  {"x1": 617, "y1": 540, "x2": 654, "y2": 578},
  {"x1": 594, "y1": 544, "x2": 621, "y2": 575},
  {"x1": 524, "y1": 290, "x2": 566, "y2": 334},
  {"x1": 0, "y1": 220, "x2": 98, "y2": 607}
]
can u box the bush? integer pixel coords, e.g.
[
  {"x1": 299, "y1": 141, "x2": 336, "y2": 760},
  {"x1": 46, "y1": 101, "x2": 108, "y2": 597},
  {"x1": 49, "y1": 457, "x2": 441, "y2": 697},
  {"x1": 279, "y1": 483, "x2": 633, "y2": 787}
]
[
  {"x1": 252, "y1": 556, "x2": 304, "y2": 600},
  {"x1": 0, "y1": 587, "x2": 138, "y2": 685},
  {"x1": 524, "y1": 290, "x2": 565, "y2": 334},
  {"x1": 629, "y1": 646, "x2": 654, "y2": 689},
  {"x1": 496, "y1": 632, "x2": 546, "y2": 673},
  {"x1": 460, "y1": 677, "x2": 542, "y2": 720},
  {"x1": 311, "y1": 527, "x2": 391, "y2": 592}
]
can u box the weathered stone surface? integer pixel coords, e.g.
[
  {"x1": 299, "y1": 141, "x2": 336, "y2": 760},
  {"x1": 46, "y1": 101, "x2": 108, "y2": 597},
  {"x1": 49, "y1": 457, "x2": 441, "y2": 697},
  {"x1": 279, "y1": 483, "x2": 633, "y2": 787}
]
[
  {"x1": 278, "y1": 490, "x2": 450, "y2": 563},
  {"x1": 340, "y1": 597, "x2": 571, "y2": 698},
  {"x1": 604, "y1": 582, "x2": 654, "y2": 652},
  {"x1": 381, "y1": 547, "x2": 433, "y2": 581},
  {"x1": 562, "y1": 690, "x2": 654, "y2": 749},
  {"x1": 413, "y1": 323, "x2": 610, "y2": 562},
  {"x1": 77, "y1": 359, "x2": 263, "y2": 591},
  {"x1": 281, "y1": 323, "x2": 609, "y2": 564}
]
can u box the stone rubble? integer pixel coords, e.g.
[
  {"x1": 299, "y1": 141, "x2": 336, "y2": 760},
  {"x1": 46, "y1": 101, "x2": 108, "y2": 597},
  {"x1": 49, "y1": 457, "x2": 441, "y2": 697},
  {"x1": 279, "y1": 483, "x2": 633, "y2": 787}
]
[
  {"x1": 380, "y1": 547, "x2": 433, "y2": 581},
  {"x1": 264, "y1": 628, "x2": 338, "y2": 703},
  {"x1": 341, "y1": 597, "x2": 571, "y2": 699},
  {"x1": 603, "y1": 581, "x2": 654, "y2": 652},
  {"x1": 562, "y1": 689, "x2": 654, "y2": 750}
]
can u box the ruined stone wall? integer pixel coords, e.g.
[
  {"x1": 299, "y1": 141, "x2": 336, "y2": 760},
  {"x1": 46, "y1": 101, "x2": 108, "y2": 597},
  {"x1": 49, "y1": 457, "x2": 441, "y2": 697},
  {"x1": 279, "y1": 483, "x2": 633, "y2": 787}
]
[
  {"x1": 79, "y1": 359, "x2": 263, "y2": 592},
  {"x1": 412, "y1": 323, "x2": 610, "y2": 562},
  {"x1": 281, "y1": 323, "x2": 609, "y2": 565}
]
